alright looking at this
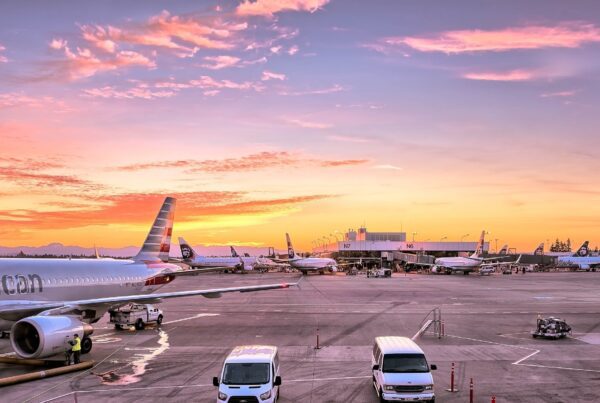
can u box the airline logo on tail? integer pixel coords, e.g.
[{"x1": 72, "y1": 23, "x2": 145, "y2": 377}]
[
  {"x1": 575, "y1": 241, "x2": 589, "y2": 257},
  {"x1": 286, "y1": 233, "x2": 296, "y2": 259},
  {"x1": 178, "y1": 237, "x2": 196, "y2": 260},
  {"x1": 534, "y1": 243, "x2": 544, "y2": 255},
  {"x1": 230, "y1": 246, "x2": 239, "y2": 257},
  {"x1": 134, "y1": 197, "x2": 176, "y2": 262},
  {"x1": 471, "y1": 230, "x2": 486, "y2": 257},
  {"x1": 498, "y1": 245, "x2": 508, "y2": 255}
]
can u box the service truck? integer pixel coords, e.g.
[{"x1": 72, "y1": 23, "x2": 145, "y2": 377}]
[{"x1": 109, "y1": 303, "x2": 164, "y2": 330}]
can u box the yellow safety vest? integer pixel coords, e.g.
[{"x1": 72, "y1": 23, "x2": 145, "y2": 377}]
[{"x1": 72, "y1": 337, "x2": 81, "y2": 352}]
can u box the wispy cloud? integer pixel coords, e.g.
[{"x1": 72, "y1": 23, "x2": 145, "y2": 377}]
[
  {"x1": 279, "y1": 84, "x2": 344, "y2": 96},
  {"x1": 261, "y1": 70, "x2": 286, "y2": 81},
  {"x1": 201, "y1": 55, "x2": 241, "y2": 70},
  {"x1": 0, "y1": 92, "x2": 71, "y2": 110},
  {"x1": 0, "y1": 157, "x2": 97, "y2": 189},
  {"x1": 236, "y1": 0, "x2": 330, "y2": 17},
  {"x1": 375, "y1": 22, "x2": 600, "y2": 54},
  {"x1": 84, "y1": 75, "x2": 264, "y2": 99},
  {"x1": 285, "y1": 118, "x2": 332, "y2": 129},
  {"x1": 462, "y1": 69, "x2": 537, "y2": 81},
  {"x1": 541, "y1": 90, "x2": 577, "y2": 98},
  {"x1": 117, "y1": 151, "x2": 367, "y2": 173},
  {"x1": 0, "y1": 44, "x2": 7, "y2": 63}
]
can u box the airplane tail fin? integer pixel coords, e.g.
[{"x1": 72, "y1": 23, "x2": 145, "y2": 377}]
[
  {"x1": 230, "y1": 246, "x2": 239, "y2": 257},
  {"x1": 286, "y1": 233, "x2": 298, "y2": 259},
  {"x1": 134, "y1": 197, "x2": 176, "y2": 262},
  {"x1": 533, "y1": 243, "x2": 544, "y2": 255},
  {"x1": 574, "y1": 241, "x2": 589, "y2": 257},
  {"x1": 498, "y1": 244, "x2": 508, "y2": 255},
  {"x1": 178, "y1": 237, "x2": 200, "y2": 260},
  {"x1": 470, "y1": 230, "x2": 485, "y2": 258}
]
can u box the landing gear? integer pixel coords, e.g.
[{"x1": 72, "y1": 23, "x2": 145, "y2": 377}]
[{"x1": 81, "y1": 336, "x2": 93, "y2": 354}]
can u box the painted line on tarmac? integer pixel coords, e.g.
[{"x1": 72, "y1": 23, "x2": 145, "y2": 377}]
[
  {"x1": 286, "y1": 375, "x2": 371, "y2": 383},
  {"x1": 163, "y1": 313, "x2": 219, "y2": 325},
  {"x1": 447, "y1": 333, "x2": 600, "y2": 373}
]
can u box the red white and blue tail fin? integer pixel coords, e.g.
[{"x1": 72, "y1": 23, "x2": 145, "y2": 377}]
[
  {"x1": 533, "y1": 243, "x2": 544, "y2": 255},
  {"x1": 470, "y1": 230, "x2": 486, "y2": 258},
  {"x1": 134, "y1": 197, "x2": 175, "y2": 262}
]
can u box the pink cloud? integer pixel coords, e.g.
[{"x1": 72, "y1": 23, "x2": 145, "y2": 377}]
[
  {"x1": 83, "y1": 86, "x2": 176, "y2": 100},
  {"x1": 462, "y1": 69, "x2": 537, "y2": 81},
  {"x1": 288, "y1": 45, "x2": 299, "y2": 55},
  {"x1": 50, "y1": 40, "x2": 155, "y2": 80},
  {"x1": 261, "y1": 70, "x2": 286, "y2": 81},
  {"x1": 201, "y1": 55, "x2": 241, "y2": 70},
  {"x1": 80, "y1": 25, "x2": 118, "y2": 53},
  {"x1": 385, "y1": 22, "x2": 600, "y2": 54},
  {"x1": 236, "y1": 0, "x2": 330, "y2": 17},
  {"x1": 327, "y1": 135, "x2": 371, "y2": 143},
  {"x1": 0, "y1": 93, "x2": 71, "y2": 111}
]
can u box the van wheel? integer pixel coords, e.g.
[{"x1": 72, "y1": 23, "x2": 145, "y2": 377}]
[
  {"x1": 114, "y1": 324, "x2": 122, "y2": 330},
  {"x1": 157, "y1": 315, "x2": 163, "y2": 326},
  {"x1": 379, "y1": 388, "x2": 387, "y2": 403},
  {"x1": 135, "y1": 319, "x2": 145, "y2": 330},
  {"x1": 429, "y1": 398, "x2": 435, "y2": 403}
]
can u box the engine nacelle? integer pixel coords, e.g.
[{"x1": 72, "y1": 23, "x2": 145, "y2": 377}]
[{"x1": 10, "y1": 315, "x2": 93, "y2": 359}]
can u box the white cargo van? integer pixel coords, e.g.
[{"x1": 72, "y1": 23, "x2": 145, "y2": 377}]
[
  {"x1": 213, "y1": 345, "x2": 281, "y2": 403},
  {"x1": 372, "y1": 336, "x2": 436, "y2": 402}
]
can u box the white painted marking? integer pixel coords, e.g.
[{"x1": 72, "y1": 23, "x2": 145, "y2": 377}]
[
  {"x1": 163, "y1": 313, "x2": 219, "y2": 324},
  {"x1": 286, "y1": 375, "x2": 371, "y2": 383}
]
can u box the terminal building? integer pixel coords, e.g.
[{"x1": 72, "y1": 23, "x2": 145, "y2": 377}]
[{"x1": 313, "y1": 226, "x2": 490, "y2": 258}]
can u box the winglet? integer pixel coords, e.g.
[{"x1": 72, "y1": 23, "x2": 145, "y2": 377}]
[{"x1": 134, "y1": 197, "x2": 176, "y2": 262}]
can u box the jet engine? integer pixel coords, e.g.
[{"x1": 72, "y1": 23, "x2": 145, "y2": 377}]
[{"x1": 10, "y1": 315, "x2": 94, "y2": 359}]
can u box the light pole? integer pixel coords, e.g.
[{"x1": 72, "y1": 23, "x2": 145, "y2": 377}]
[
  {"x1": 412, "y1": 232, "x2": 418, "y2": 242},
  {"x1": 494, "y1": 238, "x2": 499, "y2": 253}
]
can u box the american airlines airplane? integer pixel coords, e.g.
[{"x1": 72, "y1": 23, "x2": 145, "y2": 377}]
[
  {"x1": 557, "y1": 241, "x2": 600, "y2": 271},
  {"x1": 179, "y1": 238, "x2": 256, "y2": 271},
  {"x1": 0, "y1": 197, "x2": 294, "y2": 359},
  {"x1": 282, "y1": 233, "x2": 338, "y2": 275},
  {"x1": 431, "y1": 231, "x2": 512, "y2": 275}
]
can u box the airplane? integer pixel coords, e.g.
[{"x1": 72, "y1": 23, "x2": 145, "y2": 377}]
[
  {"x1": 229, "y1": 245, "x2": 279, "y2": 271},
  {"x1": 533, "y1": 242, "x2": 544, "y2": 256},
  {"x1": 179, "y1": 238, "x2": 256, "y2": 272},
  {"x1": 278, "y1": 233, "x2": 339, "y2": 275},
  {"x1": 557, "y1": 241, "x2": 600, "y2": 271},
  {"x1": 431, "y1": 231, "x2": 513, "y2": 275},
  {"x1": 498, "y1": 244, "x2": 509, "y2": 255},
  {"x1": 0, "y1": 197, "x2": 295, "y2": 359}
]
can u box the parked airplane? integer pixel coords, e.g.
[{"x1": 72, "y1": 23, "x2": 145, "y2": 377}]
[
  {"x1": 229, "y1": 245, "x2": 278, "y2": 271},
  {"x1": 557, "y1": 241, "x2": 600, "y2": 271},
  {"x1": 533, "y1": 243, "x2": 544, "y2": 256},
  {"x1": 281, "y1": 233, "x2": 338, "y2": 275},
  {"x1": 179, "y1": 238, "x2": 254, "y2": 271},
  {"x1": 498, "y1": 244, "x2": 509, "y2": 255},
  {"x1": 431, "y1": 231, "x2": 512, "y2": 275},
  {"x1": 0, "y1": 197, "x2": 295, "y2": 359}
]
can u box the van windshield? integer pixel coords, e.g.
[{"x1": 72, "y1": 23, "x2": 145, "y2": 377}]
[
  {"x1": 222, "y1": 363, "x2": 270, "y2": 385},
  {"x1": 383, "y1": 354, "x2": 429, "y2": 373}
]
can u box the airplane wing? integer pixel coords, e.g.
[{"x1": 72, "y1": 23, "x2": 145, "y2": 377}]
[{"x1": 0, "y1": 282, "x2": 297, "y2": 322}]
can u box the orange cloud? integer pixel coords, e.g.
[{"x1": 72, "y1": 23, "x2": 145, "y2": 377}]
[
  {"x1": 0, "y1": 157, "x2": 95, "y2": 189},
  {"x1": 319, "y1": 159, "x2": 368, "y2": 167},
  {"x1": 0, "y1": 192, "x2": 332, "y2": 233},
  {"x1": 237, "y1": 0, "x2": 330, "y2": 17},
  {"x1": 462, "y1": 69, "x2": 536, "y2": 81},
  {"x1": 383, "y1": 22, "x2": 600, "y2": 53},
  {"x1": 83, "y1": 85, "x2": 176, "y2": 100}
]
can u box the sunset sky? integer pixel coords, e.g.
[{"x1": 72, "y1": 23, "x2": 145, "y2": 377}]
[{"x1": 1, "y1": 0, "x2": 599, "y2": 252}]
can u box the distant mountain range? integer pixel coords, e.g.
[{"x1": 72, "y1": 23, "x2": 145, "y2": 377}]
[{"x1": 0, "y1": 243, "x2": 276, "y2": 258}]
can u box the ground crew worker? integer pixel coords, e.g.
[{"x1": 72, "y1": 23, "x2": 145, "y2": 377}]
[{"x1": 71, "y1": 333, "x2": 82, "y2": 364}]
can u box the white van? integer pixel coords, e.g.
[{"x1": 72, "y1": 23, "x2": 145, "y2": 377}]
[
  {"x1": 372, "y1": 337, "x2": 437, "y2": 402},
  {"x1": 213, "y1": 345, "x2": 281, "y2": 403}
]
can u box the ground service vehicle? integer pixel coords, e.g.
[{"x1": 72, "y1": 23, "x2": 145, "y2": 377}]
[
  {"x1": 109, "y1": 304, "x2": 163, "y2": 330},
  {"x1": 214, "y1": 345, "x2": 281, "y2": 403},
  {"x1": 372, "y1": 336, "x2": 436, "y2": 402},
  {"x1": 532, "y1": 317, "x2": 572, "y2": 339}
]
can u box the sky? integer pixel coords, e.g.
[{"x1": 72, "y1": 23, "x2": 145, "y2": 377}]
[{"x1": 0, "y1": 0, "x2": 599, "y2": 252}]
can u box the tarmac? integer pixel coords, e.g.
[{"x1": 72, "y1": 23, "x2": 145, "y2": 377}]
[{"x1": 2, "y1": 271, "x2": 600, "y2": 402}]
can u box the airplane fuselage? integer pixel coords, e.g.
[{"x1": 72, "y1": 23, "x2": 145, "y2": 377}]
[
  {"x1": 433, "y1": 256, "x2": 482, "y2": 272},
  {"x1": 0, "y1": 258, "x2": 180, "y2": 329},
  {"x1": 186, "y1": 256, "x2": 251, "y2": 269},
  {"x1": 289, "y1": 257, "x2": 337, "y2": 271},
  {"x1": 557, "y1": 256, "x2": 600, "y2": 270}
]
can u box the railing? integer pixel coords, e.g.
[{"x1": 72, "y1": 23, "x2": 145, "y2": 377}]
[{"x1": 413, "y1": 307, "x2": 442, "y2": 340}]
